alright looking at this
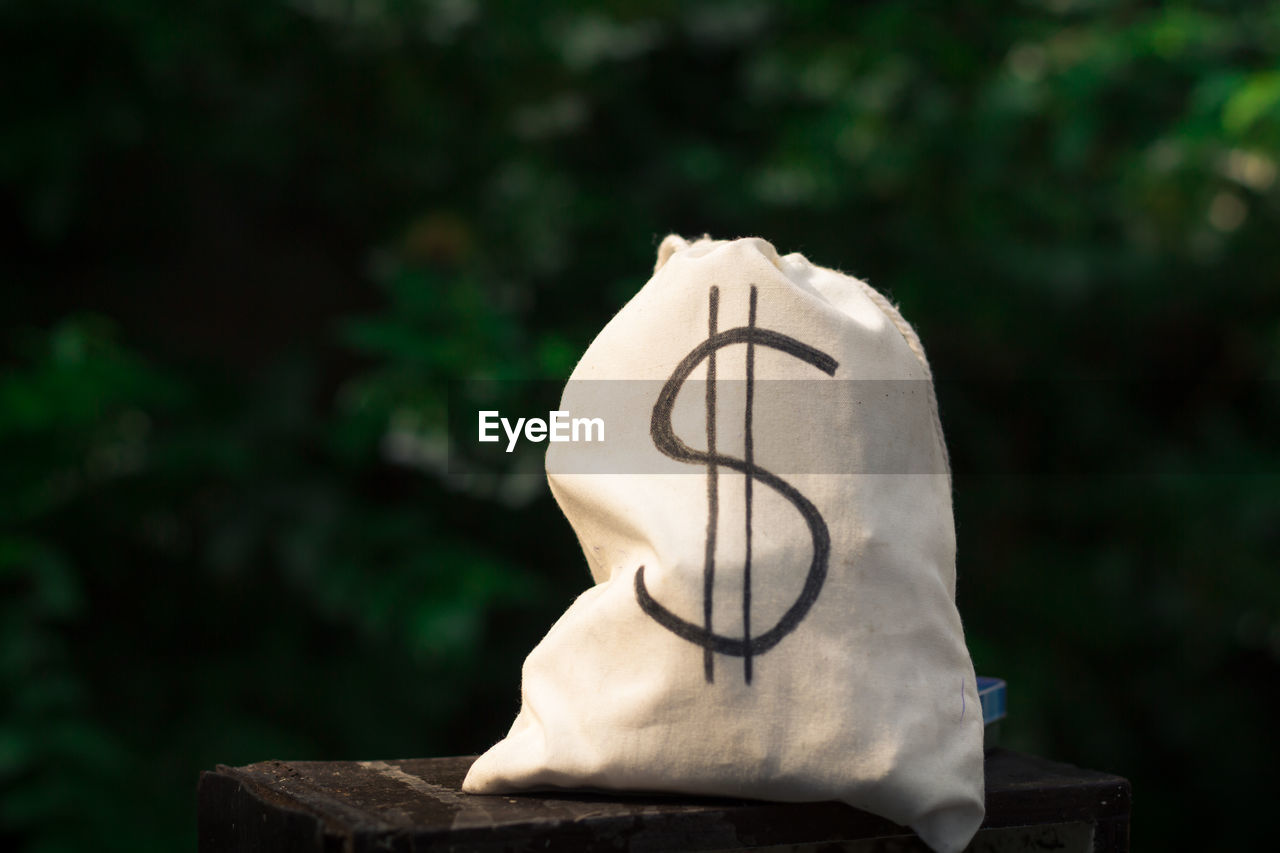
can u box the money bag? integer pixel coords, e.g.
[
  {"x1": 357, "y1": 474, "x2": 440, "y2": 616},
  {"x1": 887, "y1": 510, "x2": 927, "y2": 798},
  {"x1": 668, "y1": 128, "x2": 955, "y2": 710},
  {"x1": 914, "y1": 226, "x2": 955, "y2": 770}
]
[{"x1": 463, "y1": 235, "x2": 985, "y2": 853}]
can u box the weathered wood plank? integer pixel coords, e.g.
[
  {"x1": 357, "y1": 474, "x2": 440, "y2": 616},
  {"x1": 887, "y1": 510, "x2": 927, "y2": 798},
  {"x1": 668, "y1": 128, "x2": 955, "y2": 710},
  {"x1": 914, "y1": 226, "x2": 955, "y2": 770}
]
[{"x1": 198, "y1": 748, "x2": 1129, "y2": 852}]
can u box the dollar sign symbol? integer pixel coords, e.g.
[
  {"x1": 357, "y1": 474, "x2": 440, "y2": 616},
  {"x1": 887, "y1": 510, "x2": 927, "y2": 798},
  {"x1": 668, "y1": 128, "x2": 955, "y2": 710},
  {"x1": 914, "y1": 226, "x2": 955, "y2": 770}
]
[{"x1": 635, "y1": 285, "x2": 839, "y2": 684}]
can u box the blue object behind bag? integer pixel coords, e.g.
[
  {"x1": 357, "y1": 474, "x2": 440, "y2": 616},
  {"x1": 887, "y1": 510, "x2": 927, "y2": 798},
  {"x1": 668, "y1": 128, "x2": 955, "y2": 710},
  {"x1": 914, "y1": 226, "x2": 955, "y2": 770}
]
[{"x1": 977, "y1": 677, "x2": 1007, "y2": 726}]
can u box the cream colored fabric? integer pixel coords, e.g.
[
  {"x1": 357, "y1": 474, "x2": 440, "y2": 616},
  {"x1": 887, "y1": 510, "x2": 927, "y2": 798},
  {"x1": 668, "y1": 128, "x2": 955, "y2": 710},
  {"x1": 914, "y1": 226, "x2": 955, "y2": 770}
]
[{"x1": 463, "y1": 235, "x2": 984, "y2": 853}]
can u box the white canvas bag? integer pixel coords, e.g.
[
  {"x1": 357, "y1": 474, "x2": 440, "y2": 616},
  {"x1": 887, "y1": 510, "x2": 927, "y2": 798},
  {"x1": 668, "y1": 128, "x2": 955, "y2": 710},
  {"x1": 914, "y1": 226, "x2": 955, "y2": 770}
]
[{"x1": 463, "y1": 235, "x2": 985, "y2": 853}]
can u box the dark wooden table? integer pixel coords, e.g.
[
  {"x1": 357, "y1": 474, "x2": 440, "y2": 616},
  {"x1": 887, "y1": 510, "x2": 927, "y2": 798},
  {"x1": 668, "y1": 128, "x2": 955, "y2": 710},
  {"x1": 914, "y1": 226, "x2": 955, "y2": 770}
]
[{"x1": 198, "y1": 748, "x2": 1129, "y2": 852}]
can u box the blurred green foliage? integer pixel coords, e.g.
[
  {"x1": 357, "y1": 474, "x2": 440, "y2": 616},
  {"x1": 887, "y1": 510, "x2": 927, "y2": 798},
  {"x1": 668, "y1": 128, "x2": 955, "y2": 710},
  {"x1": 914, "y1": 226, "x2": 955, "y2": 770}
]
[{"x1": 2, "y1": 0, "x2": 1279, "y2": 849}]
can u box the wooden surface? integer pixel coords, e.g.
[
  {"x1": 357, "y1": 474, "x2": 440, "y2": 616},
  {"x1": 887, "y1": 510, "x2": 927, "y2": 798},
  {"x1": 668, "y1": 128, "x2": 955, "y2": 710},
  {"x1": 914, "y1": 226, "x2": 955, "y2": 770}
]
[{"x1": 198, "y1": 748, "x2": 1130, "y2": 852}]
